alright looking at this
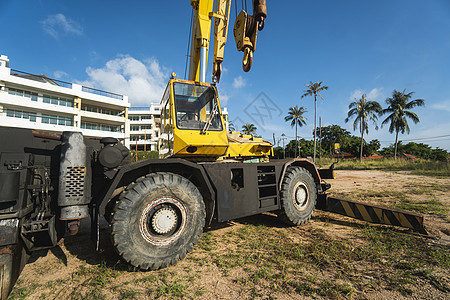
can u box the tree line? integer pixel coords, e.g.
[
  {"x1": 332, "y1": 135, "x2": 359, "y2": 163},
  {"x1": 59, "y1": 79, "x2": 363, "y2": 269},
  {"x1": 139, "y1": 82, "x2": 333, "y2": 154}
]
[
  {"x1": 270, "y1": 124, "x2": 448, "y2": 161},
  {"x1": 285, "y1": 81, "x2": 428, "y2": 162},
  {"x1": 237, "y1": 81, "x2": 448, "y2": 162}
]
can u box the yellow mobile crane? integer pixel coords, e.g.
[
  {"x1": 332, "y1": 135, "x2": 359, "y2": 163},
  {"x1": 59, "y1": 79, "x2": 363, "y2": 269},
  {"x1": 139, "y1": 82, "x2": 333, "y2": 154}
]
[
  {"x1": 0, "y1": 4, "x2": 426, "y2": 296},
  {"x1": 159, "y1": 0, "x2": 272, "y2": 160}
]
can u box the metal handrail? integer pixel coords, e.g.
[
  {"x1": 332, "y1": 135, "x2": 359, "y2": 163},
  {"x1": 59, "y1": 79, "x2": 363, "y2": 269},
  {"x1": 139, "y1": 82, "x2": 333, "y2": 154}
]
[
  {"x1": 81, "y1": 86, "x2": 123, "y2": 100},
  {"x1": 11, "y1": 69, "x2": 73, "y2": 89},
  {"x1": 10, "y1": 69, "x2": 124, "y2": 100}
]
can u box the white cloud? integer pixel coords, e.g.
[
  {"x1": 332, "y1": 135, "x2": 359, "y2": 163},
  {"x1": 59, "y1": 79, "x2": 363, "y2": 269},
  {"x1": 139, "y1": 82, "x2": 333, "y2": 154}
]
[
  {"x1": 53, "y1": 70, "x2": 68, "y2": 79},
  {"x1": 350, "y1": 89, "x2": 363, "y2": 100},
  {"x1": 218, "y1": 92, "x2": 230, "y2": 106},
  {"x1": 81, "y1": 55, "x2": 167, "y2": 106},
  {"x1": 232, "y1": 75, "x2": 246, "y2": 89},
  {"x1": 431, "y1": 100, "x2": 450, "y2": 112},
  {"x1": 350, "y1": 87, "x2": 384, "y2": 101},
  {"x1": 89, "y1": 51, "x2": 99, "y2": 61},
  {"x1": 42, "y1": 14, "x2": 83, "y2": 39},
  {"x1": 367, "y1": 88, "x2": 383, "y2": 100}
]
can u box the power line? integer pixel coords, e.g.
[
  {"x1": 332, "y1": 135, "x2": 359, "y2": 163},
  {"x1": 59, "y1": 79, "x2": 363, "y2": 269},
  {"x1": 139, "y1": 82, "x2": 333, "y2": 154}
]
[
  {"x1": 279, "y1": 135, "x2": 450, "y2": 146},
  {"x1": 184, "y1": 10, "x2": 194, "y2": 80},
  {"x1": 379, "y1": 134, "x2": 450, "y2": 143}
]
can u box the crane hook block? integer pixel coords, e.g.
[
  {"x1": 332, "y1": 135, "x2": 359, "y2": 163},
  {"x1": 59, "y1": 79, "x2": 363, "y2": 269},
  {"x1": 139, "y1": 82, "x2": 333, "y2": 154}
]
[
  {"x1": 242, "y1": 47, "x2": 253, "y2": 72},
  {"x1": 234, "y1": 1, "x2": 267, "y2": 73}
]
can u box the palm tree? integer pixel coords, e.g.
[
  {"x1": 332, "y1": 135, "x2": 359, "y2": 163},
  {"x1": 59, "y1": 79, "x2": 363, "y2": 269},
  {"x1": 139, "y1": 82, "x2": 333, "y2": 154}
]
[
  {"x1": 345, "y1": 94, "x2": 382, "y2": 162},
  {"x1": 285, "y1": 106, "x2": 307, "y2": 157},
  {"x1": 242, "y1": 123, "x2": 257, "y2": 135},
  {"x1": 301, "y1": 81, "x2": 328, "y2": 163},
  {"x1": 381, "y1": 89, "x2": 425, "y2": 159},
  {"x1": 228, "y1": 120, "x2": 235, "y2": 131}
]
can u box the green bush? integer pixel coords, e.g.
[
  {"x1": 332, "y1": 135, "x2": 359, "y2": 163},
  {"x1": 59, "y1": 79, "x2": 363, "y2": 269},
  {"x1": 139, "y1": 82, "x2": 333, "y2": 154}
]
[{"x1": 130, "y1": 150, "x2": 159, "y2": 161}]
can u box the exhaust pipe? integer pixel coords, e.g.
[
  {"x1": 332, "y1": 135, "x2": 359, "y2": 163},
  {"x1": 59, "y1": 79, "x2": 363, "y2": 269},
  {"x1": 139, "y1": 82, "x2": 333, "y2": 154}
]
[{"x1": 58, "y1": 132, "x2": 91, "y2": 221}]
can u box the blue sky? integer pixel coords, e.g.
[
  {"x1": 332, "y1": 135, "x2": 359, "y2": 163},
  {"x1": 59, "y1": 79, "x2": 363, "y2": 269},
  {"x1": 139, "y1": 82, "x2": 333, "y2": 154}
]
[{"x1": 2, "y1": 0, "x2": 450, "y2": 150}]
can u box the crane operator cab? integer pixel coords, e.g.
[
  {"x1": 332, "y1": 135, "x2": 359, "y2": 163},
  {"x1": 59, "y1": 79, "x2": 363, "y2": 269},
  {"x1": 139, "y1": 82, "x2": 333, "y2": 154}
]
[
  {"x1": 158, "y1": 76, "x2": 273, "y2": 161},
  {"x1": 159, "y1": 78, "x2": 229, "y2": 159}
]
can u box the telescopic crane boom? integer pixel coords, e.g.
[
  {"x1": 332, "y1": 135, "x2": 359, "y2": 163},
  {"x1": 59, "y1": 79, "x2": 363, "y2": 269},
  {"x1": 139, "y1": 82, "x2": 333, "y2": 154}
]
[{"x1": 188, "y1": 0, "x2": 266, "y2": 83}]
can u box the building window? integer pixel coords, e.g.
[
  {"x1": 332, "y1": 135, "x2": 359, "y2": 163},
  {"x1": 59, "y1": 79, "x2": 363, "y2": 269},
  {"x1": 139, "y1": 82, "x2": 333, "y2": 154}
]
[
  {"x1": 141, "y1": 125, "x2": 152, "y2": 130},
  {"x1": 131, "y1": 135, "x2": 152, "y2": 141},
  {"x1": 8, "y1": 88, "x2": 38, "y2": 101},
  {"x1": 81, "y1": 122, "x2": 120, "y2": 132},
  {"x1": 81, "y1": 105, "x2": 121, "y2": 116},
  {"x1": 141, "y1": 115, "x2": 152, "y2": 120},
  {"x1": 130, "y1": 125, "x2": 140, "y2": 131},
  {"x1": 5, "y1": 109, "x2": 37, "y2": 122},
  {"x1": 41, "y1": 114, "x2": 73, "y2": 126},
  {"x1": 129, "y1": 116, "x2": 140, "y2": 121},
  {"x1": 43, "y1": 94, "x2": 73, "y2": 107}
]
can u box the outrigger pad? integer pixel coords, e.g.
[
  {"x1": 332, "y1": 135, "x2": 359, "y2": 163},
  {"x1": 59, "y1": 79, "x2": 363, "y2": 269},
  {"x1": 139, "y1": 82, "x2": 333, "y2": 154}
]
[{"x1": 316, "y1": 195, "x2": 427, "y2": 234}]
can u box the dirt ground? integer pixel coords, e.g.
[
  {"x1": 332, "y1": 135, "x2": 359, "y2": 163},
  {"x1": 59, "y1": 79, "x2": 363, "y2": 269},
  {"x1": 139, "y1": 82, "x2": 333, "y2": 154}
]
[
  {"x1": 329, "y1": 170, "x2": 450, "y2": 241},
  {"x1": 8, "y1": 170, "x2": 450, "y2": 299}
]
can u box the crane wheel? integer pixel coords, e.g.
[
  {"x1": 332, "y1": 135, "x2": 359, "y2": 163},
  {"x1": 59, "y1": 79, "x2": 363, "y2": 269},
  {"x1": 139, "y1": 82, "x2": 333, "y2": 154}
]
[
  {"x1": 110, "y1": 172, "x2": 205, "y2": 270},
  {"x1": 242, "y1": 47, "x2": 253, "y2": 72},
  {"x1": 278, "y1": 167, "x2": 317, "y2": 226}
]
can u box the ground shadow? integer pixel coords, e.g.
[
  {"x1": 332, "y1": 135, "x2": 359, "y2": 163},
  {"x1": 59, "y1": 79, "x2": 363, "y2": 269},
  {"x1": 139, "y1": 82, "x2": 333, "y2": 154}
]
[
  {"x1": 27, "y1": 245, "x2": 67, "y2": 266},
  {"x1": 60, "y1": 209, "x2": 410, "y2": 270},
  {"x1": 313, "y1": 210, "x2": 414, "y2": 234},
  {"x1": 62, "y1": 217, "x2": 127, "y2": 270},
  {"x1": 233, "y1": 212, "x2": 290, "y2": 228}
]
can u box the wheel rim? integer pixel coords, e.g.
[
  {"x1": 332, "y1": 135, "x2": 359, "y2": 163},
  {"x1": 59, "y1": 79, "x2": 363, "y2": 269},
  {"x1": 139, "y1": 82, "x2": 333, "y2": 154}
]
[
  {"x1": 152, "y1": 207, "x2": 178, "y2": 234},
  {"x1": 292, "y1": 181, "x2": 309, "y2": 211},
  {"x1": 139, "y1": 197, "x2": 187, "y2": 246}
]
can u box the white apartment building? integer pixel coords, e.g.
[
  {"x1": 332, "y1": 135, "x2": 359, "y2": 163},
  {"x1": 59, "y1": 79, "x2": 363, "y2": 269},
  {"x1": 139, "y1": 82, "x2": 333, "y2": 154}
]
[
  {"x1": 0, "y1": 54, "x2": 229, "y2": 152},
  {"x1": 128, "y1": 104, "x2": 228, "y2": 152},
  {"x1": 128, "y1": 105, "x2": 161, "y2": 151},
  {"x1": 0, "y1": 54, "x2": 131, "y2": 147}
]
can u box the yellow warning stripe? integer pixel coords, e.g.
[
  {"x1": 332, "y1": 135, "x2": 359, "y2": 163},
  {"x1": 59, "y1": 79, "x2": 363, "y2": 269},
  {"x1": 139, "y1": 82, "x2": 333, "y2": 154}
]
[
  {"x1": 373, "y1": 207, "x2": 384, "y2": 223},
  {"x1": 395, "y1": 212, "x2": 413, "y2": 229},
  {"x1": 341, "y1": 201, "x2": 355, "y2": 218},
  {"x1": 355, "y1": 204, "x2": 372, "y2": 222},
  {"x1": 321, "y1": 197, "x2": 426, "y2": 233}
]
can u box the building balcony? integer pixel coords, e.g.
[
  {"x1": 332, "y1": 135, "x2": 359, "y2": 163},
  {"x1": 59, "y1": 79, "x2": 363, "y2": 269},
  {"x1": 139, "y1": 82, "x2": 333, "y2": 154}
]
[
  {"x1": 79, "y1": 128, "x2": 125, "y2": 140},
  {"x1": 130, "y1": 130, "x2": 155, "y2": 135},
  {"x1": 0, "y1": 115, "x2": 77, "y2": 133},
  {"x1": 129, "y1": 119, "x2": 155, "y2": 125},
  {"x1": 81, "y1": 110, "x2": 125, "y2": 123},
  {"x1": 0, "y1": 93, "x2": 79, "y2": 115},
  {"x1": 130, "y1": 139, "x2": 157, "y2": 145},
  {"x1": 2, "y1": 69, "x2": 129, "y2": 108}
]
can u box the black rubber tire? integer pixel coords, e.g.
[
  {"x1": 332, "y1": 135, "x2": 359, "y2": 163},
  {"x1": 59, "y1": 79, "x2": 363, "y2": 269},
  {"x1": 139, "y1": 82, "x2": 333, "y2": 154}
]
[
  {"x1": 110, "y1": 172, "x2": 205, "y2": 270},
  {"x1": 278, "y1": 167, "x2": 317, "y2": 226}
]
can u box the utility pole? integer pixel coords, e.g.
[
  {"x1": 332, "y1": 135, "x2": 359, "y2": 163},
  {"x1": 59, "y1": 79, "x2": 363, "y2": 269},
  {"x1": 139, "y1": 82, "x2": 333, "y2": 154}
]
[
  {"x1": 319, "y1": 117, "x2": 322, "y2": 162},
  {"x1": 281, "y1": 133, "x2": 287, "y2": 159},
  {"x1": 273, "y1": 133, "x2": 276, "y2": 146},
  {"x1": 135, "y1": 137, "x2": 138, "y2": 162}
]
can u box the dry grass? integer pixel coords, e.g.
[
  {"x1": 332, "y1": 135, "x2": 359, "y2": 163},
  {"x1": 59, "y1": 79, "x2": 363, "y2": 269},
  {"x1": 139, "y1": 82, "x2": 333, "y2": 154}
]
[
  {"x1": 317, "y1": 157, "x2": 449, "y2": 177},
  {"x1": 8, "y1": 170, "x2": 450, "y2": 299}
]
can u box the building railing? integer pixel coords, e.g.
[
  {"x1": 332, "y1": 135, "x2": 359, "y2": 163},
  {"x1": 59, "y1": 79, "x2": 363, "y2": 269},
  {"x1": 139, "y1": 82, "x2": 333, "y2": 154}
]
[
  {"x1": 10, "y1": 69, "x2": 124, "y2": 101},
  {"x1": 81, "y1": 86, "x2": 123, "y2": 100},
  {"x1": 11, "y1": 69, "x2": 73, "y2": 89},
  {"x1": 129, "y1": 106, "x2": 151, "y2": 111}
]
